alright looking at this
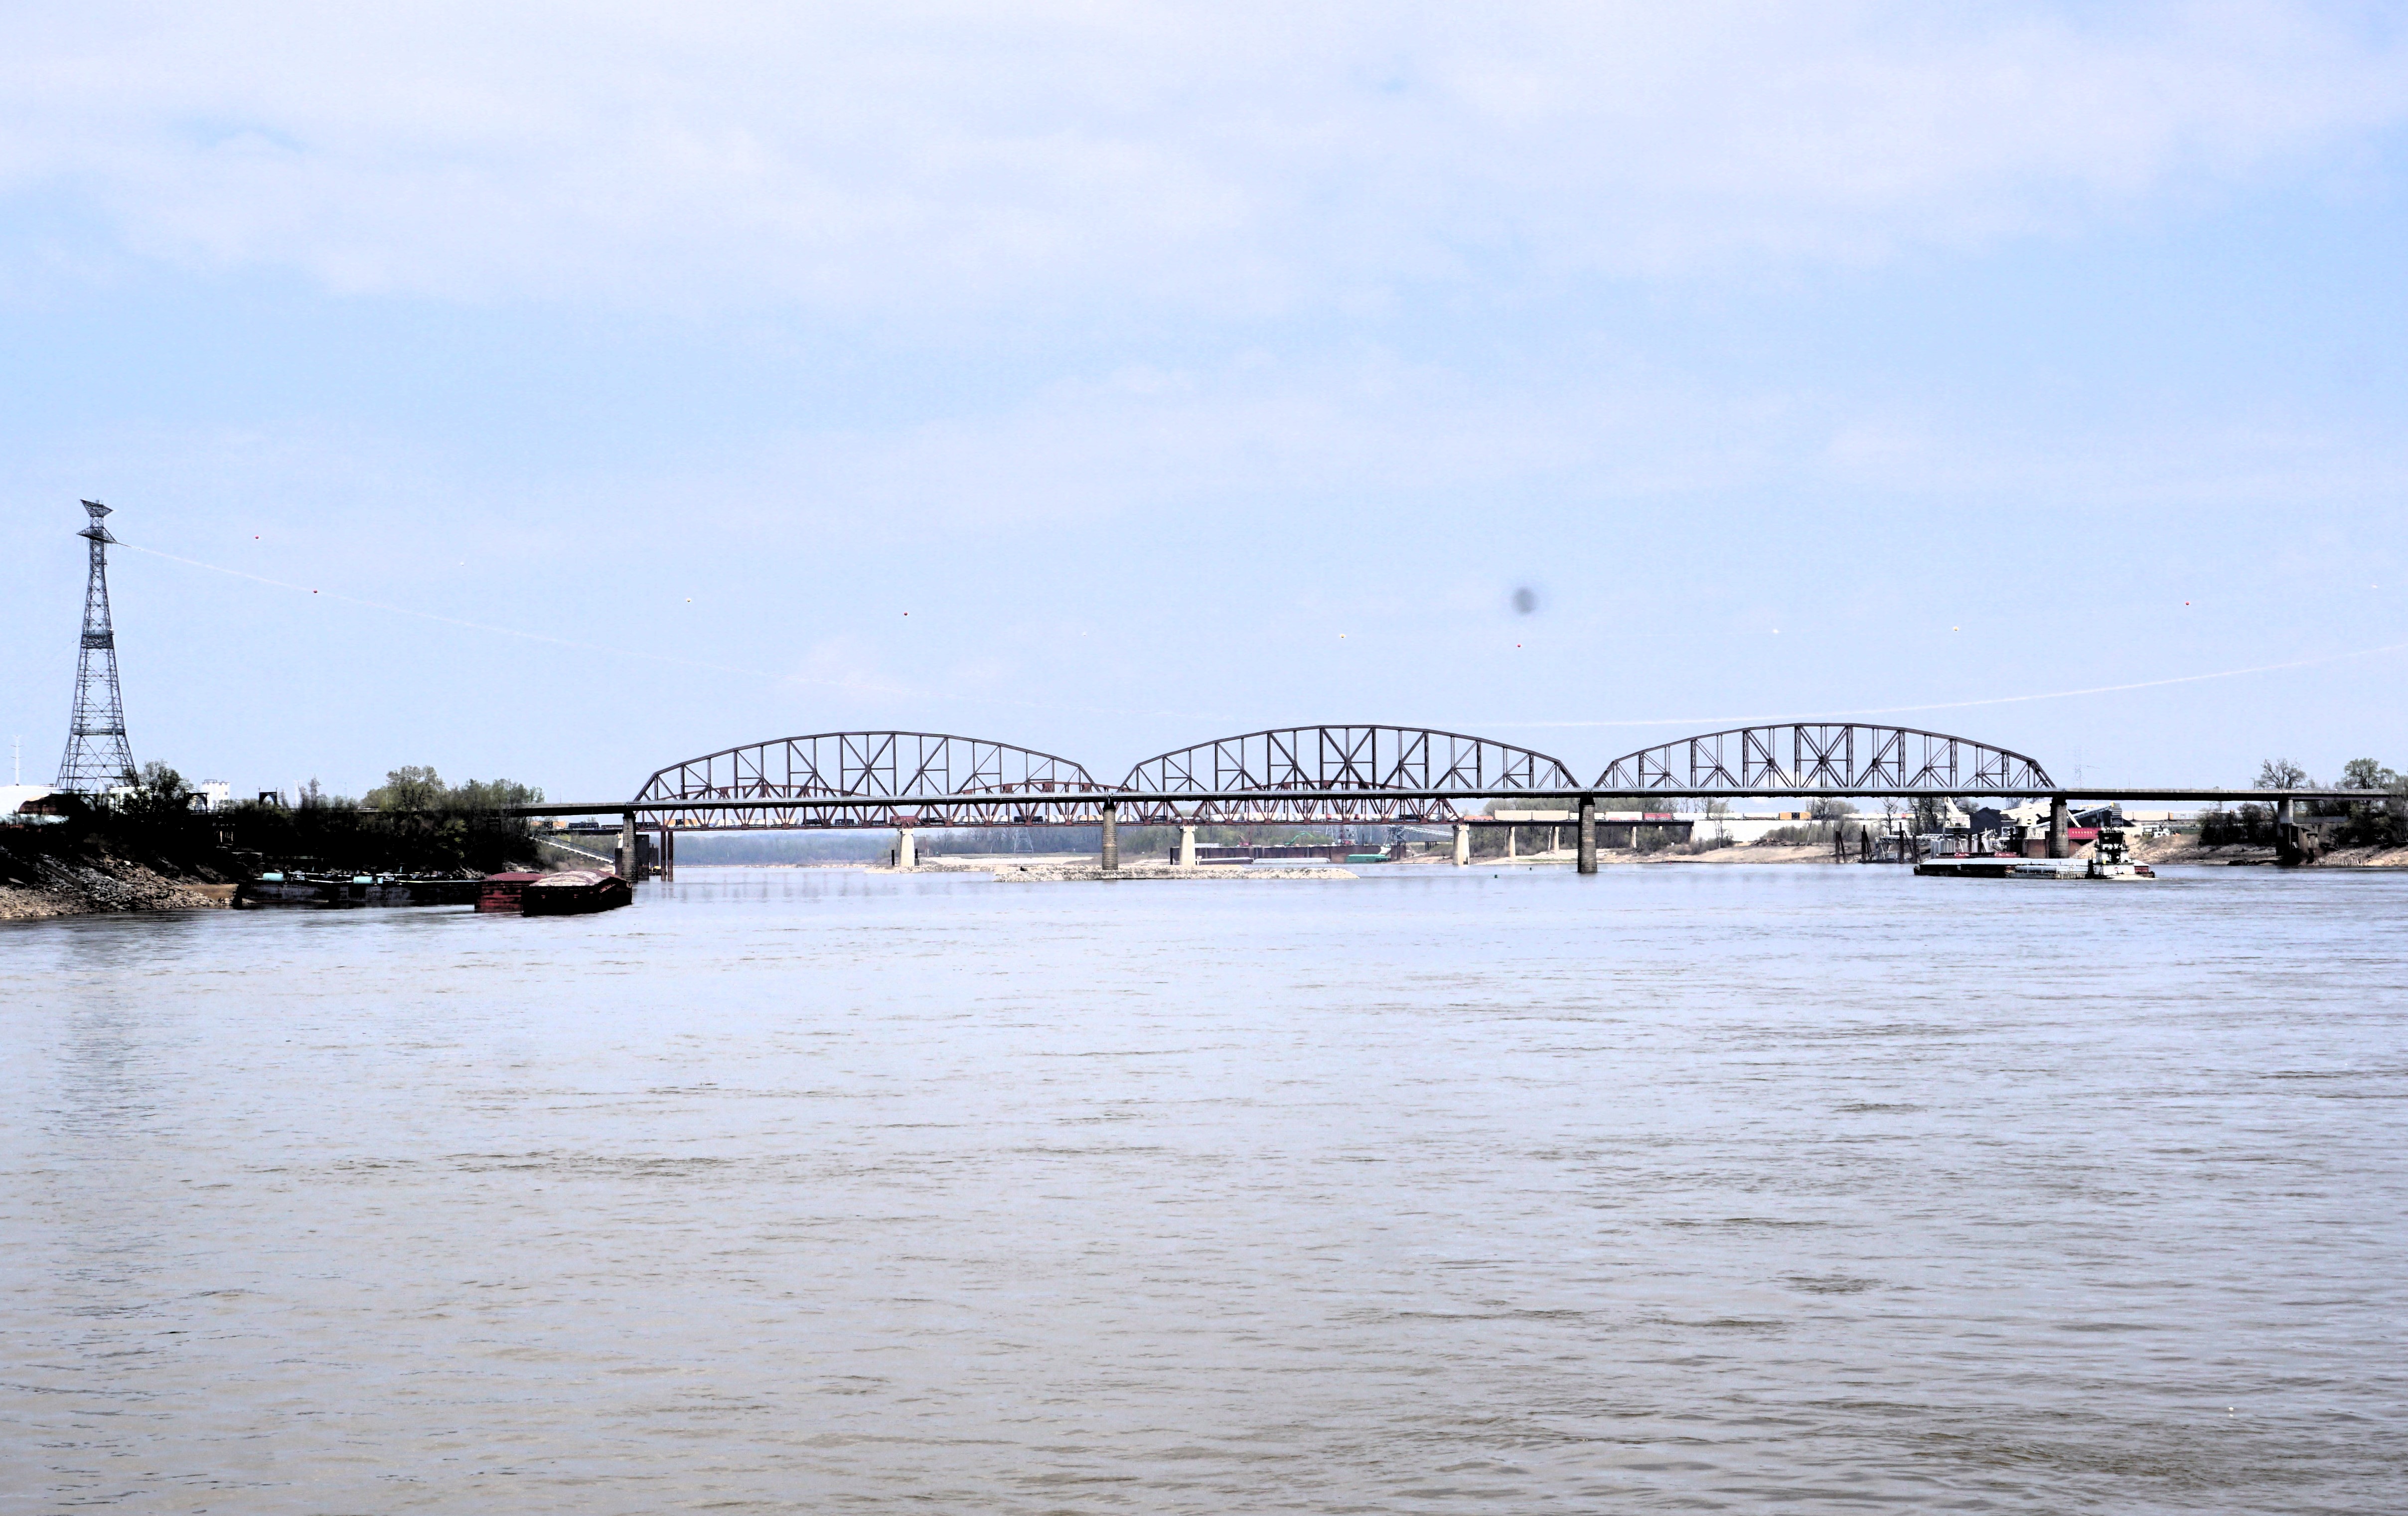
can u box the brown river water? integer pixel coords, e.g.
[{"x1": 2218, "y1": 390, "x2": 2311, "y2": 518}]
[{"x1": 4, "y1": 863, "x2": 2404, "y2": 1512}]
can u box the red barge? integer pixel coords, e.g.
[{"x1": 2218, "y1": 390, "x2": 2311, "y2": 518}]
[{"x1": 477, "y1": 869, "x2": 633, "y2": 915}]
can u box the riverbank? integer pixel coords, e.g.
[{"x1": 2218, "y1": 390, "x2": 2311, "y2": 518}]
[
  {"x1": 1, "y1": 791, "x2": 565, "y2": 919},
  {"x1": 2131, "y1": 834, "x2": 2408, "y2": 868},
  {"x1": 0, "y1": 832, "x2": 235, "y2": 921}
]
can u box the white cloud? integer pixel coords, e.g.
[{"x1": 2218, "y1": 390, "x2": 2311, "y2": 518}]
[{"x1": 3, "y1": 2, "x2": 2402, "y2": 313}]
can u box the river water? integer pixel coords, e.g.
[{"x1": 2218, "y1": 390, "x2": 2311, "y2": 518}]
[{"x1": 4, "y1": 863, "x2": 2404, "y2": 1513}]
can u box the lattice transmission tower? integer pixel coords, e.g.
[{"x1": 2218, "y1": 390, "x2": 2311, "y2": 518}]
[{"x1": 56, "y1": 500, "x2": 137, "y2": 792}]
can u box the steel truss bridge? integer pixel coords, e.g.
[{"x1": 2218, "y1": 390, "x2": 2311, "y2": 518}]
[
  {"x1": 620, "y1": 725, "x2": 1612, "y2": 830},
  {"x1": 519, "y1": 720, "x2": 2366, "y2": 827},
  {"x1": 509, "y1": 722, "x2": 2376, "y2": 876}
]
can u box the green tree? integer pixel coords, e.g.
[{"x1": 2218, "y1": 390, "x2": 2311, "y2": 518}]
[
  {"x1": 2339, "y1": 758, "x2": 2399, "y2": 791},
  {"x1": 119, "y1": 762, "x2": 194, "y2": 824},
  {"x1": 136, "y1": 760, "x2": 187, "y2": 799},
  {"x1": 360, "y1": 768, "x2": 542, "y2": 813},
  {"x1": 2254, "y1": 758, "x2": 2310, "y2": 790},
  {"x1": 447, "y1": 777, "x2": 544, "y2": 811},
  {"x1": 2334, "y1": 758, "x2": 2405, "y2": 847},
  {"x1": 367, "y1": 766, "x2": 446, "y2": 811}
]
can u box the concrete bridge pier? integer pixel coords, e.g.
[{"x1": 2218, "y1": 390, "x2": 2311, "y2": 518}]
[
  {"x1": 896, "y1": 827, "x2": 916, "y2": 870},
  {"x1": 2276, "y1": 795, "x2": 2297, "y2": 827},
  {"x1": 1578, "y1": 794, "x2": 1598, "y2": 875},
  {"x1": 1177, "y1": 824, "x2": 1196, "y2": 868},
  {"x1": 2047, "y1": 796, "x2": 2069, "y2": 859},
  {"x1": 660, "y1": 826, "x2": 675, "y2": 881},
  {"x1": 1453, "y1": 823, "x2": 1469, "y2": 865},
  {"x1": 618, "y1": 811, "x2": 637, "y2": 880},
  {"x1": 1101, "y1": 801, "x2": 1120, "y2": 874}
]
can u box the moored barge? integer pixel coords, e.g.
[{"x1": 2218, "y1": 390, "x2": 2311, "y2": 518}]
[
  {"x1": 235, "y1": 872, "x2": 484, "y2": 909},
  {"x1": 477, "y1": 869, "x2": 632, "y2": 915}
]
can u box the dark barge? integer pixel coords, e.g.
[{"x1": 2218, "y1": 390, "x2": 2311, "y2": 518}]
[
  {"x1": 234, "y1": 872, "x2": 484, "y2": 909},
  {"x1": 477, "y1": 869, "x2": 632, "y2": 915}
]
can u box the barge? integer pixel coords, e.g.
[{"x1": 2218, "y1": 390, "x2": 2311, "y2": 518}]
[
  {"x1": 234, "y1": 872, "x2": 484, "y2": 908},
  {"x1": 236, "y1": 868, "x2": 636, "y2": 912},
  {"x1": 477, "y1": 869, "x2": 632, "y2": 915}
]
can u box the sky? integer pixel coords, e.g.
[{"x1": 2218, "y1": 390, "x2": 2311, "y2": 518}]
[{"x1": 3, "y1": 2, "x2": 2405, "y2": 801}]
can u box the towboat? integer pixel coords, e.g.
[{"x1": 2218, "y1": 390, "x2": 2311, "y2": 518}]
[{"x1": 1915, "y1": 829, "x2": 2155, "y2": 881}]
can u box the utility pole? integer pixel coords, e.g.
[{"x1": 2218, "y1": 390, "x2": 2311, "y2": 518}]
[{"x1": 56, "y1": 501, "x2": 137, "y2": 792}]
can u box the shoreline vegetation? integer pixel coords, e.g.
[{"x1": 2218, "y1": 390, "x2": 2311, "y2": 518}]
[{"x1": 0, "y1": 764, "x2": 546, "y2": 922}]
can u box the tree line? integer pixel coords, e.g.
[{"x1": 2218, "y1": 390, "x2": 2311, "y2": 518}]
[
  {"x1": 29, "y1": 763, "x2": 549, "y2": 876},
  {"x1": 2198, "y1": 758, "x2": 2407, "y2": 848}
]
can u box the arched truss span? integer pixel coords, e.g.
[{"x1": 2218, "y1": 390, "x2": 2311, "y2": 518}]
[
  {"x1": 635, "y1": 732, "x2": 1108, "y2": 829},
  {"x1": 1595, "y1": 724, "x2": 2053, "y2": 793},
  {"x1": 1117, "y1": 725, "x2": 1578, "y2": 825}
]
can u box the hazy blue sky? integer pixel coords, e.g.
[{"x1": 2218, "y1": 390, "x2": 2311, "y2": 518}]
[{"x1": 4, "y1": 4, "x2": 2404, "y2": 799}]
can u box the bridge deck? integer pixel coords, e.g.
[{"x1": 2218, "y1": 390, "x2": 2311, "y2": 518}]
[{"x1": 509, "y1": 786, "x2": 2384, "y2": 820}]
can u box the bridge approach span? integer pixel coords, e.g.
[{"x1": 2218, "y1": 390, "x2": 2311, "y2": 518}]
[{"x1": 1596, "y1": 723, "x2": 2053, "y2": 793}]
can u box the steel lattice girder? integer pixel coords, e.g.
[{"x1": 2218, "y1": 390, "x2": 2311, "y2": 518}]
[
  {"x1": 633, "y1": 733, "x2": 1108, "y2": 829},
  {"x1": 619, "y1": 723, "x2": 2059, "y2": 830},
  {"x1": 639, "y1": 799, "x2": 1123, "y2": 829},
  {"x1": 1595, "y1": 724, "x2": 2053, "y2": 792},
  {"x1": 1112, "y1": 796, "x2": 1493, "y2": 826},
  {"x1": 1121, "y1": 725, "x2": 1576, "y2": 791},
  {"x1": 1115, "y1": 725, "x2": 1578, "y2": 825}
]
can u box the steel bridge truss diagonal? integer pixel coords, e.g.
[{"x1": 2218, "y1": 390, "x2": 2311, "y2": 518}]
[
  {"x1": 633, "y1": 732, "x2": 1110, "y2": 829},
  {"x1": 1595, "y1": 724, "x2": 2053, "y2": 793},
  {"x1": 1115, "y1": 726, "x2": 1579, "y2": 825},
  {"x1": 624, "y1": 723, "x2": 2054, "y2": 832}
]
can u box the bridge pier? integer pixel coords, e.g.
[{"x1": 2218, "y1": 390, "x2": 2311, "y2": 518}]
[
  {"x1": 617, "y1": 811, "x2": 636, "y2": 880},
  {"x1": 2048, "y1": 796, "x2": 2069, "y2": 859},
  {"x1": 1177, "y1": 824, "x2": 1196, "y2": 868},
  {"x1": 896, "y1": 826, "x2": 916, "y2": 870},
  {"x1": 1453, "y1": 822, "x2": 1469, "y2": 865},
  {"x1": 1101, "y1": 801, "x2": 1119, "y2": 874},
  {"x1": 1578, "y1": 794, "x2": 1597, "y2": 875},
  {"x1": 660, "y1": 825, "x2": 675, "y2": 882}
]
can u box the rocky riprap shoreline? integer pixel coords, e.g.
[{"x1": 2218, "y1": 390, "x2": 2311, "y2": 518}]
[{"x1": 0, "y1": 835, "x2": 233, "y2": 921}]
